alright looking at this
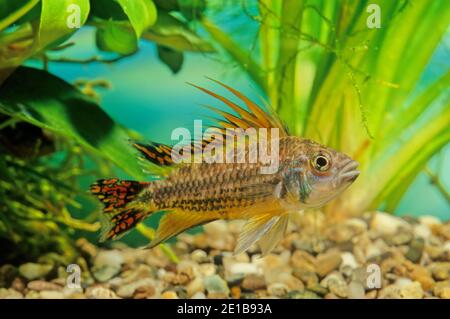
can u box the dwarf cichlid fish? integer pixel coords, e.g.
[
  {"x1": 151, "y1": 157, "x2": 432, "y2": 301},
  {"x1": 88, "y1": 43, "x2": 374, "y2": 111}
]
[{"x1": 90, "y1": 79, "x2": 359, "y2": 255}]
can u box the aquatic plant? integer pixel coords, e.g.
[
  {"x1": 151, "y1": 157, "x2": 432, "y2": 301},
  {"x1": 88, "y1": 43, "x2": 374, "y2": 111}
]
[
  {"x1": 201, "y1": 0, "x2": 450, "y2": 216},
  {"x1": 0, "y1": 0, "x2": 212, "y2": 261},
  {"x1": 0, "y1": 0, "x2": 448, "y2": 261}
]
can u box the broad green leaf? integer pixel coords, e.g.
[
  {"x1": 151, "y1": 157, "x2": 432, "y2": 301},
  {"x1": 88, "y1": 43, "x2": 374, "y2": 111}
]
[
  {"x1": 0, "y1": 67, "x2": 146, "y2": 179},
  {"x1": 145, "y1": 12, "x2": 214, "y2": 52},
  {"x1": 39, "y1": 0, "x2": 90, "y2": 48},
  {"x1": 157, "y1": 45, "x2": 183, "y2": 73},
  {"x1": 96, "y1": 20, "x2": 138, "y2": 55},
  {"x1": 116, "y1": 0, "x2": 157, "y2": 38},
  {"x1": 89, "y1": 0, "x2": 128, "y2": 21}
]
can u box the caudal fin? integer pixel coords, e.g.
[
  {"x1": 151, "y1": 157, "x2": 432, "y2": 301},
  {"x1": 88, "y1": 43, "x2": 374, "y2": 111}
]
[
  {"x1": 90, "y1": 178, "x2": 150, "y2": 212},
  {"x1": 90, "y1": 178, "x2": 154, "y2": 241}
]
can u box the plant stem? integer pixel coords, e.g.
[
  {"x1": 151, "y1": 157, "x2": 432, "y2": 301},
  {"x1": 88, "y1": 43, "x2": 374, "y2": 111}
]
[
  {"x1": 0, "y1": 0, "x2": 40, "y2": 32},
  {"x1": 44, "y1": 55, "x2": 130, "y2": 65},
  {"x1": 200, "y1": 18, "x2": 266, "y2": 92},
  {"x1": 425, "y1": 166, "x2": 450, "y2": 203},
  {"x1": 0, "y1": 117, "x2": 20, "y2": 130}
]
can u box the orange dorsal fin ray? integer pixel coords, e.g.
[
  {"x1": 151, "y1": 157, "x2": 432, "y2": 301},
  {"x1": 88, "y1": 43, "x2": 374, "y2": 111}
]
[
  {"x1": 132, "y1": 80, "x2": 289, "y2": 168},
  {"x1": 190, "y1": 79, "x2": 289, "y2": 136}
]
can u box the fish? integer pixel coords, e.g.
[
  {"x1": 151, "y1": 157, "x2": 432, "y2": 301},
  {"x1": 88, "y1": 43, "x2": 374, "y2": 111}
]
[{"x1": 90, "y1": 79, "x2": 360, "y2": 255}]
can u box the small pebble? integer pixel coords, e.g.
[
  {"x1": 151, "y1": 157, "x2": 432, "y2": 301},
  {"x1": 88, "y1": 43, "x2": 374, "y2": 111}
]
[
  {"x1": 267, "y1": 283, "x2": 289, "y2": 297},
  {"x1": 316, "y1": 251, "x2": 342, "y2": 277},
  {"x1": 162, "y1": 291, "x2": 178, "y2": 299},
  {"x1": 18, "y1": 263, "x2": 53, "y2": 281},
  {"x1": 241, "y1": 274, "x2": 266, "y2": 291},
  {"x1": 348, "y1": 281, "x2": 365, "y2": 299}
]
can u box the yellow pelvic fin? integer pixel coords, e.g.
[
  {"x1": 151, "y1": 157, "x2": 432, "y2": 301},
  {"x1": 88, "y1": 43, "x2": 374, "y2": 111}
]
[
  {"x1": 148, "y1": 211, "x2": 218, "y2": 248},
  {"x1": 234, "y1": 213, "x2": 280, "y2": 255},
  {"x1": 257, "y1": 214, "x2": 289, "y2": 256}
]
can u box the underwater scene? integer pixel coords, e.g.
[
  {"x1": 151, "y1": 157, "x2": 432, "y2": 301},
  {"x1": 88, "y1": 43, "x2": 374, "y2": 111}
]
[{"x1": 0, "y1": 0, "x2": 449, "y2": 302}]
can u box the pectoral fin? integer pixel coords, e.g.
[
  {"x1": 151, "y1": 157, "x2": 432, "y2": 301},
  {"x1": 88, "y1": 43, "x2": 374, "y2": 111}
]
[
  {"x1": 234, "y1": 214, "x2": 280, "y2": 255},
  {"x1": 258, "y1": 214, "x2": 289, "y2": 256},
  {"x1": 148, "y1": 211, "x2": 218, "y2": 248}
]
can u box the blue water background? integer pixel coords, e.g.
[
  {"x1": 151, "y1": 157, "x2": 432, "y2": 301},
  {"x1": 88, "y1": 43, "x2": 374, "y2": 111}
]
[{"x1": 28, "y1": 24, "x2": 449, "y2": 221}]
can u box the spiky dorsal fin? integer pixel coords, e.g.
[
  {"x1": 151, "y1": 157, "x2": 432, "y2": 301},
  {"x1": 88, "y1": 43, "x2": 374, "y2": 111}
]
[
  {"x1": 189, "y1": 78, "x2": 290, "y2": 137},
  {"x1": 132, "y1": 79, "x2": 289, "y2": 168},
  {"x1": 132, "y1": 141, "x2": 177, "y2": 167}
]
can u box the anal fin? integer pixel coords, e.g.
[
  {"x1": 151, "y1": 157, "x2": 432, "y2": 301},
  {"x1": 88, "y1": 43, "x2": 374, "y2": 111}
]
[{"x1": 148, "y1": 211, "x2": 218, "y2": 248}]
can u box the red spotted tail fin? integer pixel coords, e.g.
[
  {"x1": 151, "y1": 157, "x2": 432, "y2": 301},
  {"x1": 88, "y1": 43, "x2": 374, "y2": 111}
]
[{"x1": 90, "y1": 178, "x2": 154, "y2": 241}]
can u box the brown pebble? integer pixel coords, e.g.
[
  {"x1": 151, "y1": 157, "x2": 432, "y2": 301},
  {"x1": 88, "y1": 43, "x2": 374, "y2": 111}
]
[
  {"x1": 406, "y1": 262, "x2": 435, "y2": 291},
  {"x1": 27, "y1": 280, "x2": 62, "y2": 292},
  {"x1": 133, "y1": 286, "x2": 155, "y2": 299},
  {"x1": 316, "y1": 251, "x2": 342, "y2": 277},
  {"x1": 365, "y1": 290, "x2": 378, "y2": 299},
  {"x1": 11, "y1": 277, "x2": 26, "y2": 293},
  {"x1": 241, "y1": 274, "x2": 266, "y2": 291},
  {"x1": 231, "y1": 286, "x2": 241, "y2": 299}
]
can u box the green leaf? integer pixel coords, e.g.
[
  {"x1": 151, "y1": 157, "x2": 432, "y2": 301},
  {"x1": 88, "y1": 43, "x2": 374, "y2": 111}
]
[
  {"x1": 89, "y1": 0, "x2": 128, "y2": 21},
  {"x1": 157, "y1": 45, "x2": 183, "y2": 73},
  {"x1": 153, "y1": 0, "x2": 179, "y2": 11},
  {"x1": 0, "y1": 0, "x2": 40, "y2": 32},
  {"x1": 116, "y1": 0, "x2": 157, "y2": 38},
  {"x1": 177, "y1": 0, "x2": 206, "y2": 20},
  {"x1": 39, "y1": 0, "x2": 90, "y2": 48},
  {"x1": 144, "y1": 12, "x2": 214, "y2": 52},
  {"x1": 0, "y1": 67, "x2": 146, "y2": 179},
  {"x1": 96, "y1": 20, "x2": 138, "y2": 55}
]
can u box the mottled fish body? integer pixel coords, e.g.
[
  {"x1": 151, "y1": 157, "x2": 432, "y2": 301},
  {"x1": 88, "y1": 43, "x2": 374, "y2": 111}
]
[{"x1": 91, "y1": 80, "x2": 359, "y2": 255}]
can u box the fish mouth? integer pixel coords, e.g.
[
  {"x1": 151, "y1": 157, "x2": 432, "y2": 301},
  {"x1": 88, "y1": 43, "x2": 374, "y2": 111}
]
[{"x1": 339, "y1": 159, "x2": 360, "y2": 183}]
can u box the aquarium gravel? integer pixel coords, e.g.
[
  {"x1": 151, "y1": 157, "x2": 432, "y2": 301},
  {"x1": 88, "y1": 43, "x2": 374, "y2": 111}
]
[{"x1": 1, "y1": 211, "x2": 449, "y2": 299}]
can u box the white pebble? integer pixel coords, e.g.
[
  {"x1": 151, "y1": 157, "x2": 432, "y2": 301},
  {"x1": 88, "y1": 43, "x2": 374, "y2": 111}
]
[
  {"x1": 340, "y1": 252, "x2": 358, "y2": 269},
  {"x1": 413, "y1": 224, "x2": 431, "y2": 240},
  {"x1": 348, "y1": 281, "x2": 365, "y2": 299},
  {"x1": 370, "y1": 212, "x2": 411, "y2": 235},
  {"x1": 419, "y1": 215, "x2": 441, "y2": 228}
]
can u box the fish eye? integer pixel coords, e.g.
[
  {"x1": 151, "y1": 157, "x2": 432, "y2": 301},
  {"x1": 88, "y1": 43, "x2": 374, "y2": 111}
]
[{"x1": 312, "y1": 154, "x2": 330, "y2": 172}]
